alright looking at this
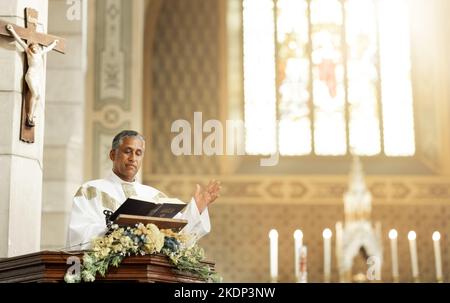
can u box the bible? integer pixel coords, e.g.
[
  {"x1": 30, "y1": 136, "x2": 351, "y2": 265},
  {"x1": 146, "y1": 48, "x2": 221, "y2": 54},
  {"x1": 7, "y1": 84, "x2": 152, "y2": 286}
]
[{"x1": 108, "y1": 197, "x2": 188, "y2": 230}]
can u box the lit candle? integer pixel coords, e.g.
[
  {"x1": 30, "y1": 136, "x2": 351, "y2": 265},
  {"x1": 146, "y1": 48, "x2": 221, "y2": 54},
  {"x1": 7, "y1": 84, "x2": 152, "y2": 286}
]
[
  {"x1": 388, "y1": 229, "x2": 399, "y2": 282},
  {"x1": 335, "y1": 222, "x2": 343, "y2": 269},
  {"x1": 299, "y1": 245, "x2": 308, "y2": 283},
  {"x1": 323, "y1": 228, "x2": 332, "y2": 282},
  {"x1": 269, "y1": 229, "x2": 278, "y2": 282},
  {"x1": 408, "y1": 231, "x2": 419, "y2": 281},
  {"x1": 293, "y1": 229, "x2": 303, "y2": 282},
  {"x1": 432, "y1": 231, "x2": 443, "y2": 282}
]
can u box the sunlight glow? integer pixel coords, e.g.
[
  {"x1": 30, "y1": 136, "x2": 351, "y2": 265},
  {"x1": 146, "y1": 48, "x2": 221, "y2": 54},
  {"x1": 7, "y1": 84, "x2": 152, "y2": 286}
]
[
  {"x1": 378, "y1": 0, "x2": 415, "y2": 156},
  {"x1": 277, "y1": 0, "x2": 311, "y2": 155},
  {"x1": 311, "y1": 0, "x2": 346, "y2": 155},
  {"x1": 243, "y1": 0, "x2": 277, "y2": 155},
  {"x1": 346, "y1": 0, "x2": 381, "y2": 156},
  {"x1": 243, "y1": 0, "x2": 416, "y2": 157}
]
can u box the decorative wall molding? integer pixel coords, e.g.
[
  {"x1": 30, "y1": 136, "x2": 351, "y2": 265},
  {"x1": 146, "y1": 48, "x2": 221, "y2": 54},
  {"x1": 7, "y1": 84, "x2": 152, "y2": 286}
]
[
  {"x1": 88, "y1": 0, "x2": 140, "y2": 179},
  {"x1": 144, "y1": 174, "x2": 450, "y2": 205},
  {"x1": 95, "y1": 0, "x2": 131, "y2": 110}
]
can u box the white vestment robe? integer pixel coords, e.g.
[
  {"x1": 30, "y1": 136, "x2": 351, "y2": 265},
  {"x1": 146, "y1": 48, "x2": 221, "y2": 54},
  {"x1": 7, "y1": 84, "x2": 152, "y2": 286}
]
[{"x1": 67, "y1": 171, "x2": 211, "y2": 249}]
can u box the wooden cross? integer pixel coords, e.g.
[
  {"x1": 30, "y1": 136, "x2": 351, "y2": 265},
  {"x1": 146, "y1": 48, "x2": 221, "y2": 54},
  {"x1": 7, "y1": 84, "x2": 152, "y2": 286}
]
[{"x1": 0, "y1": 8, "x2": 65, "y2": 143}]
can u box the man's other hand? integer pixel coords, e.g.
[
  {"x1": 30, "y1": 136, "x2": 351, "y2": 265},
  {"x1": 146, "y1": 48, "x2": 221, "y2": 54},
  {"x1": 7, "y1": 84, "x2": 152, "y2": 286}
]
[{"x1": 194, "y1": 179, "x2": 221, "y2": 213}]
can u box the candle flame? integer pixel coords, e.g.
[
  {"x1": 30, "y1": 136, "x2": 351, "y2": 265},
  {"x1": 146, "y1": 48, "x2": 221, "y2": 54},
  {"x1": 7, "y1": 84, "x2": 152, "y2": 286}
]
[
  {"x1": 389, "y1": 229, "x2": 398, "y2": 239},
  {"x1": 323, "y1": 228, "x2": 332, "y2": 239},
  {"x1": 432, "y1": 231, "x2": 440, "y2": 241},
  {"x1": 408, "y1": 230, "x2": 416, "y2": 240},
  {"x1": 294, "y1": 229, "x2": 303, "y2": 240},
  {"x1": 269, "y1": 229, "x2": 279, "y2": 239}
]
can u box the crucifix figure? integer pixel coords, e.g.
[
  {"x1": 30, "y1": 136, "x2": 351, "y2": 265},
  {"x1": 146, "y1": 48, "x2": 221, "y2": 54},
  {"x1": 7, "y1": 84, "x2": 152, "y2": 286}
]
[
  {"x1": 0, "y1": 8, "x2": 65, "y2": 143},
  {"x1": 6, "y1": 24, "x2": 59, "y2": 127}
]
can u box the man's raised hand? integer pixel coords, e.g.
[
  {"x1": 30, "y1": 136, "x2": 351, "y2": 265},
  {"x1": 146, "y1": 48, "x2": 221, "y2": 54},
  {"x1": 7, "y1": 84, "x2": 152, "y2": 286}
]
[{"x1": 194, "y1": 179, "x2": 221, "y2": 213}]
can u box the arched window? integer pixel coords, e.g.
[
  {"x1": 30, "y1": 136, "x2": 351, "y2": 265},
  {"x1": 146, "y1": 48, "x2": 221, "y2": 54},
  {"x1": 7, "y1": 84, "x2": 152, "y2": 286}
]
[{"x1": 243, "y1": 0, "x2": 415, "y2": 157}]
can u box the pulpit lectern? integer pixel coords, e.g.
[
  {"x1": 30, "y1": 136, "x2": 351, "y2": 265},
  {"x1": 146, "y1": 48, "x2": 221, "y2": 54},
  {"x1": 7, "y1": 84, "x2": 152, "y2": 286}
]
[{"x1": 0, "y1": 251, "x2": 214, "y2": 283}]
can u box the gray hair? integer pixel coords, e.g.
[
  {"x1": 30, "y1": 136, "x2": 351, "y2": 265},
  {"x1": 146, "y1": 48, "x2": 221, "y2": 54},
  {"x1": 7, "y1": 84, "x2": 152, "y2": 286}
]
[{"x1": 111, "y1": 130, "x2": 145, "y2": 150}]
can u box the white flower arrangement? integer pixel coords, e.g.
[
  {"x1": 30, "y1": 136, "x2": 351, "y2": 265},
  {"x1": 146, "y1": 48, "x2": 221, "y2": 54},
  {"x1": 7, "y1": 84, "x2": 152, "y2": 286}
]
[{"x1": 64, "y1": 223, "x2": 219, "y2": 283}]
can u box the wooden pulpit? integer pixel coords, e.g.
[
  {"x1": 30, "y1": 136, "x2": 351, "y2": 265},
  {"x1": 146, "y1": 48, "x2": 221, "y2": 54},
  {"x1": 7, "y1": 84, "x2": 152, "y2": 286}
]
[{"x1": 0, "y1": 251, "x2": 214, "y2": 283}]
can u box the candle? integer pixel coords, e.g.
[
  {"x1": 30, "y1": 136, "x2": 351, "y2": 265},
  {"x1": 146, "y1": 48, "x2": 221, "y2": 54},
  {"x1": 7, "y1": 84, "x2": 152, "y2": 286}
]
[
  {"x1": 299, "y1": 245, "x2": 308, "y2": 283},
  {"x1": 323, "y1": 228, "x2": 332, "y2": 282},
  {"x1": 293, "y1": 229, "x2": 303, "y2": 282},
  {"x1": 388, "y1": 229, "x2": 399, "y2": 282},
  {"x1": 432, "y1": 231, "x2": 443, "y2": 282},
  {"x1": 408, "y1": 231, "x2": 419, "y2": 281},
  {"x1": 335, "y1": 222, "x2": 343, "y2": 270},
  {"x1": 269, "y1": 229, "x2": 278, "y2": 282}
]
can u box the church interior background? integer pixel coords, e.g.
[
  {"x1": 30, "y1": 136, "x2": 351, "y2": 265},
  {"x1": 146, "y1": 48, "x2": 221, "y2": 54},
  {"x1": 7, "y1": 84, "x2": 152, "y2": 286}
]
[{"x1": 1, "y1": 0, "x2": 450, "y2": 283}]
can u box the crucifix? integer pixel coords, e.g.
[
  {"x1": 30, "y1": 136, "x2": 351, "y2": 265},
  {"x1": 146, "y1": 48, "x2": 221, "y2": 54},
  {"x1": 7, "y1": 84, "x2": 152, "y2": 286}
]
[{"x1": 0, "y1": 8, "x2": 65, "y2": 143}]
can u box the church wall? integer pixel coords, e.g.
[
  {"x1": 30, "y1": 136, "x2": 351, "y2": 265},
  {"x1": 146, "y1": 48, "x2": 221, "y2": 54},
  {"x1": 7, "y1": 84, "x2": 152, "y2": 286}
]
[
  {"x1": 148, "y1": 0, "x2": 220, "y2": 175},
  {"x1": 144, "y1": 0, "x2": 450, "y2": 282},
  {"x1": 84, "y1": 0, "x2": 145, "y2": 181},
  {"x1": 144, "y1": 174, "x2": 450, "y2": 282},
  {"x1": 41, "y1": 0, "x2": 87, "y2": 250},
  {"x1": 410, "y1": 0, "x2": 450, "y2": 176},
  {"x1": 204, "y1": 203, "x2": 450, "y2": 282}
]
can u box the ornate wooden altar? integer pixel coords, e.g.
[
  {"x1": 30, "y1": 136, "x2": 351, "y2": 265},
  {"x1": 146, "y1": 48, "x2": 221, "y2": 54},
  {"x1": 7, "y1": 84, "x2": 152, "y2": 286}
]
[{"x1": 0, "y1": 251, "x2": 214, "y2": 283}]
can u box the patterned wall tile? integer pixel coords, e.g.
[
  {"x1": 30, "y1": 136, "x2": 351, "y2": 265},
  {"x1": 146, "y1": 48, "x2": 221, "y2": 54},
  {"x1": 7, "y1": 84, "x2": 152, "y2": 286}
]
[{"x1": 150, "y1": 0, "x2": 220, "y2": 175}]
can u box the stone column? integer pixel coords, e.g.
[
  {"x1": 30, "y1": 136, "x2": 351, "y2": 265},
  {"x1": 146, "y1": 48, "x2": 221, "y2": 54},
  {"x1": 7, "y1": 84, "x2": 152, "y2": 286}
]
[
  {"x1": 41, "y1": 0, "x2": 87, "y2": 250},
  {"x1": 0, "y1": 0, "x2": 48, "y2": 257}
]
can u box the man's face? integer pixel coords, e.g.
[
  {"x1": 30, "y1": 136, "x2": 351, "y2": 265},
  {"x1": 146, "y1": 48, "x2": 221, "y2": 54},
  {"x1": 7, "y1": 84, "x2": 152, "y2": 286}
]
[{"x1": 110, "y1": 136, "x2": 145, "y2": 182}]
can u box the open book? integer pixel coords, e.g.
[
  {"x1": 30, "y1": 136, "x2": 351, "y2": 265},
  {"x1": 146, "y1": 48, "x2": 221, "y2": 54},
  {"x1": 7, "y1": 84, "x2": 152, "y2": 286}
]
[{"x1": 108, "y1": 196, "x2": 188, "y2": 230}]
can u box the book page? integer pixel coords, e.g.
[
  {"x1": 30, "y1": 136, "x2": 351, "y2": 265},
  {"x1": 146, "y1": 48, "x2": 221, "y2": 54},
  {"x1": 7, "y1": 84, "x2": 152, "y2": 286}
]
[
  {"x1": 156, "y1": 197, "x2": 186, "y2": 205},
  {"x1": 127, "y1": 195, "x2": 158, "y2": 203}
]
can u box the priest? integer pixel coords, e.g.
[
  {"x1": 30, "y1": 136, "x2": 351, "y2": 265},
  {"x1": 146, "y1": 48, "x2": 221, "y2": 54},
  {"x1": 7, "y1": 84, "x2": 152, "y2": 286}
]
[{"x1": 67, "y1": 130, "x2": 221, "y2": 249}]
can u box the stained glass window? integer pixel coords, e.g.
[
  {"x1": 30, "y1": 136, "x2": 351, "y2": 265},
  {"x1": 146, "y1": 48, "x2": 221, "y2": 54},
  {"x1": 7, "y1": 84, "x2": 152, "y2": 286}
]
[
  {"x1": 243, "y1": 0, "x2": 277, "y2": 155},
  {"x1": 242, "y1": 0, "x2": 415, "y2": 156}
]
